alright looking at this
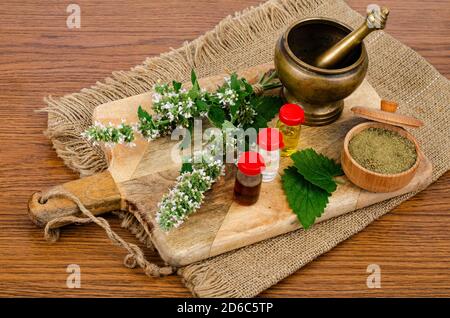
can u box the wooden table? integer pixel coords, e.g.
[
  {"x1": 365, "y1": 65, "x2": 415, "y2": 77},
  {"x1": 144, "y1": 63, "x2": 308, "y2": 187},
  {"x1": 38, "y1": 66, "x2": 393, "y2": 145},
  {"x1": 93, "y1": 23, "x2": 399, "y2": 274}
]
[{"x1": 0, "y1": 0, "x2": 448, "y2": 297}]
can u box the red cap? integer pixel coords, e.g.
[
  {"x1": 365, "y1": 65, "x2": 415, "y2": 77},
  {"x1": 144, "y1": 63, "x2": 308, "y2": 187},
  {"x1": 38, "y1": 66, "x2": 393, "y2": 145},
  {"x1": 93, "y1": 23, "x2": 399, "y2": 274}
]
[
  {"x1": 237, "y1": 152, "x2": 265, "y2": 176},
  {"x1": 257, "y1": 128, "x2": 284, "y2": 151},
  {"x1": 279, "y1": 104, "x2": 305, "y2": 126}
]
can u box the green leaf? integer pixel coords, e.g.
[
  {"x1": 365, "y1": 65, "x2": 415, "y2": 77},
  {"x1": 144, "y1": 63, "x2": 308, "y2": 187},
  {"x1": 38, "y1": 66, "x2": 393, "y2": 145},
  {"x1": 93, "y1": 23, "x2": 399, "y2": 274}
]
[
  {"x1": 245, "y1": 95, "x2": 283, "y2": 130},
  {"x1": 255, "y1": 95, "x2": 283, "y2": 120},
  {"x1": 195, "y1": 99, "x2": 209, "y2": 113},
  {"x1": 137, "y1": 105, "x2": 152, "y2": 122},
  {"x1": 188, "y1": 70, "x2": 201, "y2": 99},
  {"x1": 191, "y1": 69, "x2": 198, "y2": 87},
  {"x1": 291, "y1": 148, "x2": 343, "y2": 193},
  {"x1": 252, "y1": 114, "x2": 269, "y2": 130},
  {"x1": 172, "y1": 80, "x2": 182, "y2": 92},
  {"x1": 229, "y1": 103, "x2": 239, "y2": 117},
  {"x1": 282, "y1": 167, "x2": 330, "y2": 229},
  {"x1": 230, "y1": 73, "x2": 240, "y2": 91},
  {"x1": 180, "y1": 162, "x2": 193, "y2": 174},
  {"x1": 243, "y1": 80, "x2": 254, "y2": 94},
  {"x1": 208, "y1": 106, "x2": 226, "y2": 127},
  {"x1": 188, "y1": 84, "x2": 199, "y2": 100}
]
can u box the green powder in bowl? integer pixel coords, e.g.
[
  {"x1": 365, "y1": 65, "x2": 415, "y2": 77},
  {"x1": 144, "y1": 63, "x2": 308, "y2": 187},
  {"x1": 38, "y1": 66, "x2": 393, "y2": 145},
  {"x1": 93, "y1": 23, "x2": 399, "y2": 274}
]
[{"x1": 348, "y1": 127, "x2": 418, "y2": 175}]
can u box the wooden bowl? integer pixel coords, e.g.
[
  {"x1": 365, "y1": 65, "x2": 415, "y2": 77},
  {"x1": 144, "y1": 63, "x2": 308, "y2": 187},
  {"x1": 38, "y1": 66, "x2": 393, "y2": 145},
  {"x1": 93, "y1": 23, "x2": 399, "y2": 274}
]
[{"x1": 341, "y1": 122, "x2": 421, "y2": 193}]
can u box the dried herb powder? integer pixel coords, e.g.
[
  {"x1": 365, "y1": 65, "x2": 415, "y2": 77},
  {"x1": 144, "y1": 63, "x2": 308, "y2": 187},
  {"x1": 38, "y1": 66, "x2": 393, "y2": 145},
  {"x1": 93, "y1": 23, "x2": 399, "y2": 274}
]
[{"x1": 348, "y1": 127, "x2": 417, "y2": 174}]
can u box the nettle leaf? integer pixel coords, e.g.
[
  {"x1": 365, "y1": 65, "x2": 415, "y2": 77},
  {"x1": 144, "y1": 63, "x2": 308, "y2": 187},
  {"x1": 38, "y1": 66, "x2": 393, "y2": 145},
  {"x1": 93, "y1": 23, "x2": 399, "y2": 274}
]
[
  {"x1": 230, "y1": 73, "x2": 240, "y2": 91},
  {"x1": 188, "y1": 70, "x2": 201, "y2": 100},
  {"x1": 254, "y1": 95, "x2": 283, "y2": 121},
  {"x1": 188, "y1": 84, "x2": 199, "y2": 100},
  {"x1": 196, "y1": 99, "x2": 208, "y2": 113},
  {"x1": 245, "y1": 95, "x2": 284, "y2": 130},
  {"x1": 291, "y1": 148, "x2": 343, "y2": 193},
  {"x1": 208, "y1": 106, "x2": 226, "y2": 127},
  {"x1": 282, "y1": 166, "x2": 330, "y2": 229},
  {"x1": 180, "y1": 162, "x2": 193, "y2": 174},
  {"x1": 250, "y1": 114, "x2": 269, "y2": 130},
  {"x1": 172, "y1": 80, "x2": 182, "y2": 93},
  {"x1": 137, "y1": 105, "x2": 152, "y2": 122},
  {"x1": 243, "y1": 80, "x2": 254, "y2": 94},
  {"x1": 230, "y1": 103, "x2": 239, "y2": 118},
  {"x1": 191, "y1": 69, "x2": 199, "y2": 87}
]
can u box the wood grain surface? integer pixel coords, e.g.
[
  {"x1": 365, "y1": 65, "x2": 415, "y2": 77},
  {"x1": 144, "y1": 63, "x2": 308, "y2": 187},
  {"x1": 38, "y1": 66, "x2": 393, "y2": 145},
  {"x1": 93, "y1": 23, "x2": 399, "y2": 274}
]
[{"x1": 0, "y1": 0, "x2": 448, "y2": 297}]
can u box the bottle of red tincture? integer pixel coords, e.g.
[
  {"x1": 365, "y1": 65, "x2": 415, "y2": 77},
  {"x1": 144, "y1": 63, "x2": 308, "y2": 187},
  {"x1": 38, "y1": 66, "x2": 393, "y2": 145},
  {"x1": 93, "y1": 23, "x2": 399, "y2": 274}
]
[{"x1": 234, "y1": 151, "x2": 266, "y2": 206}]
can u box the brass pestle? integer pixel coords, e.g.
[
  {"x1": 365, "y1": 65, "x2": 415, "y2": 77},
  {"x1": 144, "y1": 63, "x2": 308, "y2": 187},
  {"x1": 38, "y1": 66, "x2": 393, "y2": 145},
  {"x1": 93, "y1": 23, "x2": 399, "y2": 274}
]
[{"x1": 315, "y1": 5, "x2": 390, "y2": 69}]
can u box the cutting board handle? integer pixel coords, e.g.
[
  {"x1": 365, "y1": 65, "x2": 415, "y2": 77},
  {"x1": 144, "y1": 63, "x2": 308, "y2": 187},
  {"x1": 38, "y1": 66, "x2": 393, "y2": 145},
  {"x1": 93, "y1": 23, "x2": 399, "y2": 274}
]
[{"x1": 28, "y1": 171, "x2": 122, "y2": 228}]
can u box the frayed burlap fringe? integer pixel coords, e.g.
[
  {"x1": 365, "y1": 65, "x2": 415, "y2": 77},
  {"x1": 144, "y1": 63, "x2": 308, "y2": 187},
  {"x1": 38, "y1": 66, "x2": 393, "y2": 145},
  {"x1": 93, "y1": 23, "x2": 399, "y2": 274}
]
[{"x1": 42, "y1": 0, "x2": 450, "y2": 297}]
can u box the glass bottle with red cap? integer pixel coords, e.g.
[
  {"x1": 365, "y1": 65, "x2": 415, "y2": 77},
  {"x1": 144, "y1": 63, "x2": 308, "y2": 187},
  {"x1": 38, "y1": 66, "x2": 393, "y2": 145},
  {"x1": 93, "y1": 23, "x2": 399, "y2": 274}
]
[
  {"x1": 276, "y1": 103, "x2": 305, "y2": 157},
  {"x1": 257, "y1": 128, "x2": 284, "y2": 182},
  {"x1": 234, "y1": 151, "x2": 265, "y2": 206}
]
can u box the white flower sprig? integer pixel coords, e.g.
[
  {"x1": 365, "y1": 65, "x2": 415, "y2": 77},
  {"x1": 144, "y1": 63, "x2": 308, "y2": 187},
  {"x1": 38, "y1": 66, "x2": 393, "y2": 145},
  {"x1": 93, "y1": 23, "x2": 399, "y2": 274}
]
[
  {"x1": 81, "y1": 120, "x2": 136, "y2": 148},
  {"x1": 212, "y1": 75, "x2": 257, "y2": 127},
  {"x1": 82, "y1": 69, "x2": 282, "y2": 146},
  {"x1": 80, "y1": 70, "x2": 283, "y2": 231},
  {"x1": 83, "y1": 71, "x2": 208, "y2": 144},
  {"x1": 155, "y1": 154, "x2": 224, "y2": 231},
  {"x1": 150, "y1": 80, "x2": 207, "y2": 133}
]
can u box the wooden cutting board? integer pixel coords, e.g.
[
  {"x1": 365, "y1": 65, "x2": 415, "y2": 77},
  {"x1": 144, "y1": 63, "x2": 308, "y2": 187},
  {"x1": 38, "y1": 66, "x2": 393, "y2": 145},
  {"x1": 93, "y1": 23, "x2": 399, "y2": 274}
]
[{"x1": 29, "y1": 63, "x2": 433, "y2": 266}]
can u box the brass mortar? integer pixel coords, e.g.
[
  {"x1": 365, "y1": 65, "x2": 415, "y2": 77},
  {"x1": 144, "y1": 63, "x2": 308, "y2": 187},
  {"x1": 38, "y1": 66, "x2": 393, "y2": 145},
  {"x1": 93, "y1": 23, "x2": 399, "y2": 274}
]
[{"x1": 275, "y1": 18, "x2": 369, "y2": 126}]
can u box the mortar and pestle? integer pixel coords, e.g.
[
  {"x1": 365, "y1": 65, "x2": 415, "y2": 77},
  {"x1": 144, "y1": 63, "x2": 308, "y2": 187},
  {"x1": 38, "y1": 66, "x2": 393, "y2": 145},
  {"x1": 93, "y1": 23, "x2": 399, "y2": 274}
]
[{"x1": 275, "y1": 5, "x2": 389, "y2": 126}]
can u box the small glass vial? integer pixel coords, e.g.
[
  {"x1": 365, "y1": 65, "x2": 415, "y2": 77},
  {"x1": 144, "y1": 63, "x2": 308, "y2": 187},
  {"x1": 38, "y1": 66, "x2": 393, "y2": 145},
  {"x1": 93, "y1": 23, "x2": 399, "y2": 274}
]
[
  {"x1": 257, "y1": 128, "x2": 284, "y2": 182},
  {"x1": 276, "y1": 104, "x2": 305, "y2": 157},
  {"x1": 234, "y1": 152, "x2": 265, "y2": 206}
]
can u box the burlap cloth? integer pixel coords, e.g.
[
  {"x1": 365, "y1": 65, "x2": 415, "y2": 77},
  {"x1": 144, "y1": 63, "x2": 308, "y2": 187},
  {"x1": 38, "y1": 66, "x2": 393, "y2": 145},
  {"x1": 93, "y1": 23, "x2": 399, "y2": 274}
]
[{"x1": 43, "y1": 0, "x2": 450, "y2": 297}]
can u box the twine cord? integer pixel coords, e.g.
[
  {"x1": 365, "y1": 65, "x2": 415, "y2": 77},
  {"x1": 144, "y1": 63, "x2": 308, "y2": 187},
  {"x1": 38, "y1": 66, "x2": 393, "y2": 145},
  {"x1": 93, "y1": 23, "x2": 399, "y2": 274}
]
[{"x1": 41, "y1": 189, "x2": 174, "y2": 277}]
